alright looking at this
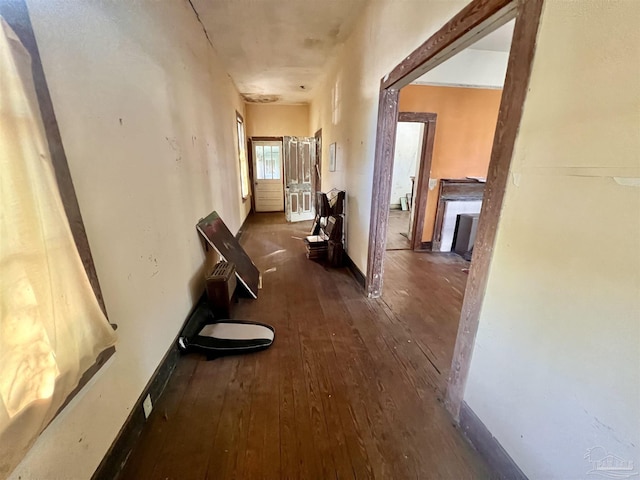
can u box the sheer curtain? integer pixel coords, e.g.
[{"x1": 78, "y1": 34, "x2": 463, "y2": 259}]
[{"x1": 0, "y1": 17, "x2": 117, "y2": 476}]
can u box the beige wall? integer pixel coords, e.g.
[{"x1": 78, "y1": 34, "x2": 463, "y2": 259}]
[
  {"x1": 399, "y1": 85, "x2": 503, "y2": 241},
  {"x1": 310, "y1": 0, "x2": 468, "y2": 267},
  {"x1": 245, "y1": 103, "x2": 310, "y2": 138},
  {"x1": 464, "y1": 1, "x2": 640, "y2": 478},
  {"x1": 10, "y1": 1, "x2": 249, "y2": 478}
]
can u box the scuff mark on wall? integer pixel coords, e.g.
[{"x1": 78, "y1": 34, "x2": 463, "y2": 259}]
[{"x1": 511, "y1": 172, "x2": 521, "y2": 187}]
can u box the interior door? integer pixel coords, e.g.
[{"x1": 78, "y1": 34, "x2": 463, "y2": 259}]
[
  {"x1": 283, "y1": 136, "x2": 315, "y2": 222},
  {"x1": 252, "y1": 140, "x2": 284, "y2": 212}
]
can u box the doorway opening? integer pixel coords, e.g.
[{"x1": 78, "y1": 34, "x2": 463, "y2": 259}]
[
  {"x1": 386, "y1": 112, "x2": 436, "y2": 251},
  {"x1": 365, "y1": 0, "x2": 543, "y2": 419},
  {"x1": 249, "y1": 135, "x2": 317, "y2": 221},
  {"x1": 252, "y1": 139, "x2": 284, "y2": 213}
]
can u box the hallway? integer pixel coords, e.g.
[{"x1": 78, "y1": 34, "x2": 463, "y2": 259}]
[{"x1": 120, "y1": 213, "x2": 487, "y2": 479}]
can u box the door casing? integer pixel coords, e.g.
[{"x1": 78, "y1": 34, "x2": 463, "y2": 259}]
[
  {"x1": 396, "y1": 112, "x2": 437, "y2": 251},
  {"x1": 252, "y1": 140, "x2": 284, "y2": 212},
  {"x1": 364, "y1": 0, "x2": 544, "y2": 420}
]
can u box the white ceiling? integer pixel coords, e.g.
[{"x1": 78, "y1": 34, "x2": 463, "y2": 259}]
[
  {"x1": 470, "y1": 19, "x2": 514, "y2": 52},
  {"x1": 191, "y1": 0, "x2": 368, "y2": 104},
  {"x1": 412, "y1": 20, "x2": 514, "y2": 89}
]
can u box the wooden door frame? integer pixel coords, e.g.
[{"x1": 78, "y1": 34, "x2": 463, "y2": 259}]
[
  {"x1": 397, "y1": 112, "x2": 437, "y2": 251},
  {"x1": 248, "y1": 136, "x2": 283, "y2": 213},
  {"x1": 365, "y1": 0, "x2": 544, "y2": 420}
]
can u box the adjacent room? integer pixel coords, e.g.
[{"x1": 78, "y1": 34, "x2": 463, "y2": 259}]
[{"x1": 379, "y1": 21, "x2": 513, "y2": 391}]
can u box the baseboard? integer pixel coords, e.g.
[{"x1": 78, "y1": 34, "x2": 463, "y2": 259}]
[
  {"x1": 416, "y1": 241, "x2": 432, "y2": 251},
  {"x1": 459, "y1": 402, "x2": 528, "y2": 480},
  {"x1": 235, "y1": 213, "x2": 251, "y2": 241},
  {"x1": 91, "y1": 294, "x2": 207, "y2": 480},
  {"x1": 344, "y1": 252, "x2": 366, "y2": 290},
  {"x1": 91, "y1": 343, "x2": 180, "y2": 480}
]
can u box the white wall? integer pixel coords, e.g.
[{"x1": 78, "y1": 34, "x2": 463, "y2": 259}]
[
  {"x1": 413, "y1": 48, "x2": 509, "y2": 89},
  {"x1": 464, "y1": 1, "x2": 640, "y2": 478},
  {"x1": 10, "y1": 1, "x2": 248, "y2": 478},
  {"x1": 310, "y1": 0, "x2": 469, "y2": 271},
  {"x1": 390, "y1": 122, "x2": 423, "y2": 208}
]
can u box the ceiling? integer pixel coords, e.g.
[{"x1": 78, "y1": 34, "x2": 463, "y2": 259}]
[
  {"x1": 469, "y1": 20, "x2": 514, "y2": 52},
  {"x1": 191, "y1": 0, "x2": 368, "y2": 104},
  {"x1": 411, "y1": 20, "x2": 514, "y2": 88}
]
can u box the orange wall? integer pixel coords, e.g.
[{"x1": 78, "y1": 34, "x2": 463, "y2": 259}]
[{"x1": 399, "y1": 85, "x2": 502, "y2": 241}]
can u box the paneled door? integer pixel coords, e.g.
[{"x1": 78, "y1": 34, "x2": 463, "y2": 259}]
[
  {"x1": 283, "y1": 136, "x2": 316, "y2": 222},
  {"x1": 252, "y1": 140, "x2": 284, "y2": 212}
]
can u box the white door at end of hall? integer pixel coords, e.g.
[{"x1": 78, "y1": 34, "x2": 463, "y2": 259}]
[
  {"x1": 253, "y1": 140, "x2": 284, "y2": 212},
  {"x1": 283, "y1": 136, "x2": 315, "y2": 222}
]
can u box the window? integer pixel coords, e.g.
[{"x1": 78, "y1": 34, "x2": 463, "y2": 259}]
[
  {"x1": 254, "y1": 143, "x2": 281, "y2": 180},
  {"x1": 1, "y1": 14, "x2": 116, "y2": 474},
  {"x1": 236, "y1": 112, "x2": 250, "y2": 199}
]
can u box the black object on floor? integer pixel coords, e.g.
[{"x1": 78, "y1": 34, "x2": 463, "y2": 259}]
[{"x1": 178, "y1": 296, "x2": 274, "y2": 359}]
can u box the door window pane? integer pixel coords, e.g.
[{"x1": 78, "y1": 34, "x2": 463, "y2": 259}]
[
  {"x1": 272, "y1": 146, "x2": 281, "y2": 180},
  {"x1": 254, "y1": 143, "x2": 281, "y2": 180},
  {"x1": 256, "y1": 145, "x2": 264, "y2": 180},
  {"x1": 264, "y1": 146, "x2": 273, "y2": 179}
]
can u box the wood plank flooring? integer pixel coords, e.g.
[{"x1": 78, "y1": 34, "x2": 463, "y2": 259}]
[
  {"x1": 120, "y1": 213, "x2": 487, "y2": 480},
  {"x1": 386, "y1": 209, "x2": 411, "y2": 250}
]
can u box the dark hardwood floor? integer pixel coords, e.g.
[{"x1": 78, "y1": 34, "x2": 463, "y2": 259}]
[
  {"x1": 386, "y1": 209, "x2": 411, "y2": 250},
  {"x1": 120, "y1": 213, "x2": 486, "y2": 480}
]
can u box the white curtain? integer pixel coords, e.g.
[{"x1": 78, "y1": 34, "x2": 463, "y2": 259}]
[{"x1": 0, "y1": 17, "x2": 117, "y2": 476}]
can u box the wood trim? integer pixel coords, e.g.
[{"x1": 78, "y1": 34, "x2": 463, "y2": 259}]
[
  {"x1": 1, "y1": 0, "x2": 108, "y2": 317},
  {"x1": 91, "y1": 344, "x2": 180, "y2": 480},
  {"x1": 236, "y1": 111, "x2": 250, "y2": 201},
  {"x1": 250, "y1": 136, "x2": 283, "y2": 142},
  {"x1": 445, "y1": 0, "x2": 544, "y2": 420},
  {"x1": 398, "y1": 111, "x2": 436, "y2": 123},
  {"x1": 366, "y1": 0, "x2": 544, "y2": 419},
  {"x1": 235, "y1": 212, "x2": 251, "y2": 241},
  {"x1": 92, "y1": 293, "x2": 208, "y2": 480},
  {"x1": 459, "y1": 402, "x2": 528, "y2": 480},
  {"x1": 382, "y1": 0, "x2": 517, "y2": 90},
  {"x1": 344, "y1": 253, "x2": 366, "y2": 290},
  {"x1": 416, "y1": 241, "x2": 432, "y2": 251},
  {"x1": 365, "y1": 87, "x2": 400, "y2": 297},
  {"x1": 397, "y1": 112, "x2": 438, "y2": 251}
]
